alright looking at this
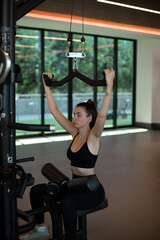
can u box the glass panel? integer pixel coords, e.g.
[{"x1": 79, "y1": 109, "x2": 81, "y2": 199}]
[
  {"x1": 97, "y1": 37, "x2": 114, "y2": 128},
  {"x1": 117, "y1": 40, "x2": 134, "y2": 126},
  {"x1": 72, "y1": 34, "x2": 94, "y2": 111},
  {"x1": 44, "y1": 31, "x2": 68, "y2": 133},
  {"x1": 15, "y1": 28, "x2": 41, "y2": 136},
  {"x1": 15, "y1": 27, "x2": 135, "y2": 137}
]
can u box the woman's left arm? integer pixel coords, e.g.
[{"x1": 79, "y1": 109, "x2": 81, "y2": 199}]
[{"x1": 91, "y1": 68, "x2": 115, "y2": 139}]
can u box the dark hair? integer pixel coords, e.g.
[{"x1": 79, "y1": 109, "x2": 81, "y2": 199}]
[{"x1": 76, "y1": 99, "x2": 97, "y2": 129}]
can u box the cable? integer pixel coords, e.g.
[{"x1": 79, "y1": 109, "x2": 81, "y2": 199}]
[
  {"x1": 67, "y1": 0, "x2": 86, "y2": 58},
  {"x1": 82, "y1": 0, "x2": 84, "y2": 37},
  {"x1": 69, "y1": 0, "x2": 75, "y2": 33}
]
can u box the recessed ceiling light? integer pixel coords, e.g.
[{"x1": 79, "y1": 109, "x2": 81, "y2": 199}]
[{"x1": 97, "y1": 0, "x2": 160, "y2": 15}]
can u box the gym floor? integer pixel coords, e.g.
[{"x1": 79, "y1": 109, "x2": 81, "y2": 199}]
[{"x1": 17, "y1": 128, "x2": 160, "y2": 240}]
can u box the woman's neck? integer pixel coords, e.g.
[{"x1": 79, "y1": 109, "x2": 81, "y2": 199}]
[{"x1": 78, "y1": 127, "x2": 90, "y2": 139}]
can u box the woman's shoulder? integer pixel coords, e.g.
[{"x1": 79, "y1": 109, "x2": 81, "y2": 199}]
[{"x1": 72, "y1": 131, "x2": 79, "y2": 139}]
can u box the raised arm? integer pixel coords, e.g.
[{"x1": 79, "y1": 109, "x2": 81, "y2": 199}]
[
  {"x1": 42, "y1": 72, "x2": 77, "y2": 136},
  {"x1": 91, "y1": 68, "x2": 115, "y2": 139}
]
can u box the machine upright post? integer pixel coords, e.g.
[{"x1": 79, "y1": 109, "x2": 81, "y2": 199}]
[
  {"x1": 10, "y1": 0, "x2": 19, "y2": 237},
  {"x1": 0, "y1": 0, "x2": 15, "y2": 239}
]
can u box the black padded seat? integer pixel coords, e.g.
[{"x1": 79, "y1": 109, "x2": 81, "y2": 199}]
[
  {"x1": 75, "y1": 198, "x2": 108, "y2": 240},
  {"x1": 77, "y1": 198, "x2": 108, "y2": 217}
]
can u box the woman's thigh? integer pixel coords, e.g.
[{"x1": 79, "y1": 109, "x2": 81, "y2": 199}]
[{"x1": 61, "y1": 184, "x2": 105, "y2": 211}]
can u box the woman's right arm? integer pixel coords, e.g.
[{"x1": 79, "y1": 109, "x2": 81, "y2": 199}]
[{"x1": 43, "y1": 72, "x2": 77, "y2": 136}]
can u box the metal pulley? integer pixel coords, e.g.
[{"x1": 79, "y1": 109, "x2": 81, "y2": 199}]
[{"x1": 65, "y1": 36, "x2": 86, "y2": 59}]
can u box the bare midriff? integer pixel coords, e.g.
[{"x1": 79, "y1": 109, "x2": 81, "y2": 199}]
[{"x1": 71, "y1": 166, "x2": 95, "y2": 176}]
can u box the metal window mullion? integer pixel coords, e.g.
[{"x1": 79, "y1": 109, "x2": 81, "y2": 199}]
[
  {"x1": 113, "y1": 38, "x2": 118, "y2": 128},
  {"x1": 68, "y1": 33, "x2": 73, "y2": 122},
  {"x1": 132, "y1": 40, "x2": 136, "y2": 126},
  {"x1": 94, "y1": 36, "x2": 97, "y2": 106},
  {"x1": 41, "y1": 29, "x2": 45, "y2": 133}
]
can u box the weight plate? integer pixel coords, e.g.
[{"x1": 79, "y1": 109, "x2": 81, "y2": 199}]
[{"x1": 0, "y1": 48, "x2": 11, "y2": 84}]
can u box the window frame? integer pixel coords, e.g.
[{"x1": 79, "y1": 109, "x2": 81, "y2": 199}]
[{"x1": 15, "y1": 26, "x2": 136, "y2": 137}]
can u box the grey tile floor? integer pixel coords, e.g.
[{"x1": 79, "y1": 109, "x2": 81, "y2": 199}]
[{"x1": 17, "y1": 129, "x2": 160, "y2": 240}]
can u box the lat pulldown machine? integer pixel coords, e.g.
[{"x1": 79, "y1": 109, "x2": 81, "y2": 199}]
[
  {"x1": 0, "y1": 1, "x2": 56, "y2": 239},
  {"x1": 0, "y1": 1, "x2": 107, "y2": 239}
]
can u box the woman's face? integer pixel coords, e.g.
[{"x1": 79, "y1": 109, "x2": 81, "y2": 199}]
[{"x1": 73, "y1": 106, "x2": 91, "y2": 129}]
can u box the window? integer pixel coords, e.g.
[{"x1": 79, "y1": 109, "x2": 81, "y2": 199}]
[
  {"x1": 15, "y1": 27, "x2": 136, "y2": 136},
  {"x1": 97, "y1": 37, "x2": 114, "y2": 128},
  {"x1": 15, "y1": 28, "x2": 41, "y2": 136},
  {"x1": 44, "y1": 31, "x2": 68, "y2": 133},
  {"x1": 72, "y1": 34, "x2": 94, "y2": 111},
  {"x1": 117, "y1": 40, "x2": 134, "y2": 126}
]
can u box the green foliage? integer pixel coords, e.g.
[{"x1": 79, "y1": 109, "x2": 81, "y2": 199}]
[
  {"x1": 118, "y1": 40, "x2": 134, "y2": 92},
  {"x1": 15, "y1": 28, "x2": 135, "y2": 135},
  {"x1": 15, "y1": 28, "x2": 134, "y2": 95},
  {"x1": 16, "y1": 28, "x2": 41, "y2": 93},
  {"x1": 44, "y1": 31, "x2": 68, "y2": 94},
  {"x1": 97, "y1": 37, "x2": 114, "y2": 93},
  {"x1": 72, "y1": 34, "x2": 94, "y2": 94}
]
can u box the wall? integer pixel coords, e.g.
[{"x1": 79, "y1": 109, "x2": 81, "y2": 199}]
[
  {"x1": 136, "y1": 38, "x2": 160, "y2": 127},
  {"x1": 152, "y1": 39, "x2": 160, "y2": 124},
  {"x1": 17, "y1": 15, "x2": 160, "y2": 128},
  {"x1": 136, "y1": 38, "x2": 152, "y2": 124}
]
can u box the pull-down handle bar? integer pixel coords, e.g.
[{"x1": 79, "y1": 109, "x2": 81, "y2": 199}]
[{"x1": 43, "y1": 70, "x2": 106, "y2": 87}]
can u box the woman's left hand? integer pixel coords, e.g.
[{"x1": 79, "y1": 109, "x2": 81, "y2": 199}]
[{"x1": 104, "y1": 68, "x2": 115, "y2": 88}]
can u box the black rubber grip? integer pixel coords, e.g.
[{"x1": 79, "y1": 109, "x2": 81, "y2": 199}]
[{"x1": 8, "y1": 122, "x2": 55, "y2": 132}]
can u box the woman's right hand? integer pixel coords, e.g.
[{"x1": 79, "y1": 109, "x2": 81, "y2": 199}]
[{"x1": 42, "y1": 72, "x2": 53, "y2": 87}]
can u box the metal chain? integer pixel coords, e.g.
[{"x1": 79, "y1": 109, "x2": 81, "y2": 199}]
[{"x1": 73, "y1": 57, "x2": 78, "y2": 70}]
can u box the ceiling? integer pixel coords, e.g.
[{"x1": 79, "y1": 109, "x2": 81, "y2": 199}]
[{"x1": 34, "y1": 0, "x2": 160, "y2": 30}]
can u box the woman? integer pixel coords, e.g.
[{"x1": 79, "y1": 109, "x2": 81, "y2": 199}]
[{"x1": 24, "y1": 68, "x2": 115, "y2": 240}]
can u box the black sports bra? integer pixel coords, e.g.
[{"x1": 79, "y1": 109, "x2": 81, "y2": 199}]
[{"x1": 67, "y1": 133, "x2": 98, "y2": 169}]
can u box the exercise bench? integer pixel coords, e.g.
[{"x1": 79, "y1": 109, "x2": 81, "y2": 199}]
[
  {"x1": 41, "y1": 163, "x2": 108, "y2": 240},
  {"x1": 75, "y1": 198, "x2": 108, "y2": 240}
]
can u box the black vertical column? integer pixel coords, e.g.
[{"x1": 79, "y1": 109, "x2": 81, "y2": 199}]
[
  {"x1": 41, "y1": 30, "x2": 45, "y2": 130},
  {"x1": 10, "y1": 0, "x2": 16, "y2": 163},
  {"x1": 10, "y1": 1, "x2": 19, "y2": 238},
  {"x1": 93, "y1": 36, "x2": 97, "y2": 106},
  {"x1": 68, "y1": 33, "x2": 73, "y2": 121},
  {"x1": 113, "y1": 38, "x2": 118, "y2": 128},
  {"x1": 132, "y1": 40, "x2": 136, "y2": 125},
  {"x1": 0, "y1": 0, "x2": 11, "y2": 126},
  {"x1": 0, "y1": 0, "x2": 14, "y2": 239}
]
